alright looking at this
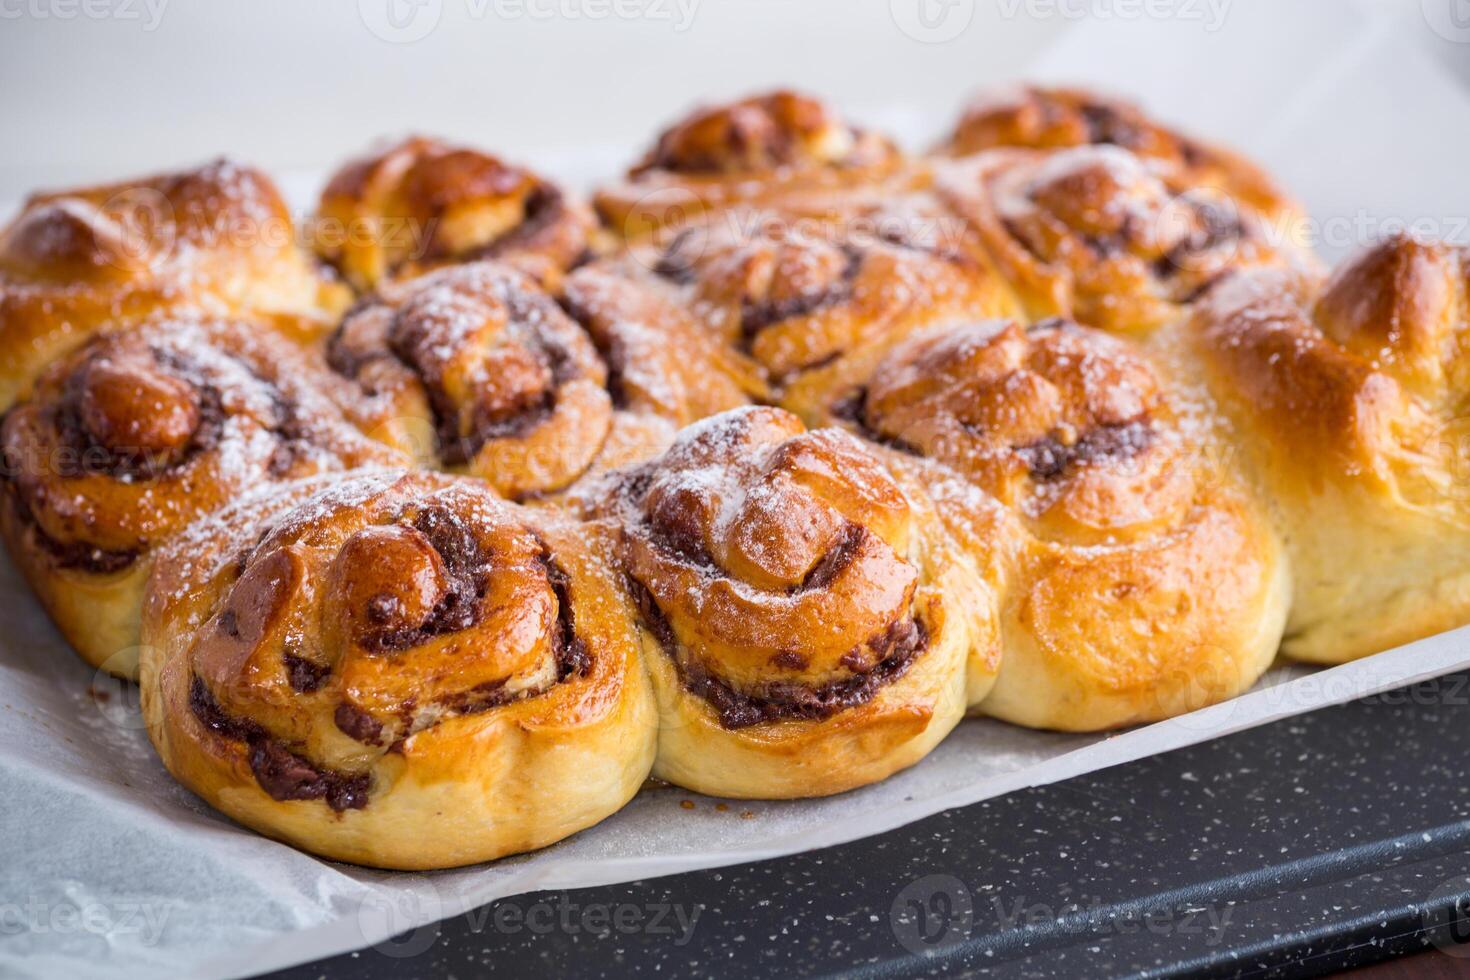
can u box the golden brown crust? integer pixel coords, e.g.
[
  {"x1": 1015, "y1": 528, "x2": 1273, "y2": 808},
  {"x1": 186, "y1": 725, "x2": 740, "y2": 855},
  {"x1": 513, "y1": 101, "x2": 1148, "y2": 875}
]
[
  {"x1": 13, "y1": 94, "x2": 1470, "y2": 866},
  {"x1": 0, "y1": 159, "x2": 348, "y2": 409},
  {"x1": 139, "y1": 469, "x2": 656, "y2": 869},
  {"x1": 324, "y1": 260, "x2": 757, "y2": 499},
  {"x1": 940, "y1": 85, "x2": 1297, "y2": 221},
  {"x1": 814, "y1": 319, "x2": 1288, "y2": 729},
  {"x1": 600, "y1": 205, "x2": 1019, "y2": 405},
  {"x1": 932, "y1": 145, "x2": 1314, "y2": 335},
  {"x1": 1176, "y1": 234, "x2": 1470, "y2": 663},
  {"x1": 588, "y1": 406, "x2": 995, "y2": 797},
  {"x1": 595, "y1": 91, "x2": 914, "y2": 241},
  {"x1": 325, "y1": 261, "x2": 613, "y2": 498},
  {"x1": 0, "y1": 317, "x2": 399, "y2": 677},
  {"x1": 314, "y1": 136, "x2": 592, "y2": 292}
]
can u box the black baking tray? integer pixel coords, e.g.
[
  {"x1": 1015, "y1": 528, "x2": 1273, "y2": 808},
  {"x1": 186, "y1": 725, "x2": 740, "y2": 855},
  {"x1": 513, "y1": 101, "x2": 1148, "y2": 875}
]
[{"x1": 267, "y1": 669, "x2": 1470, "y2": 979}]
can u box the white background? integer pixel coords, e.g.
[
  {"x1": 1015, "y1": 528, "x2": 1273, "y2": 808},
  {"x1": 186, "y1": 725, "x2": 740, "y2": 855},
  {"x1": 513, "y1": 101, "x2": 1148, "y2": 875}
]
[
  {"x1": 2, "y1": 0, "x2": 1467, "y2": 224},
  {"x1": 0, "y1": 0, "x2": 1064, "y2": 200}
]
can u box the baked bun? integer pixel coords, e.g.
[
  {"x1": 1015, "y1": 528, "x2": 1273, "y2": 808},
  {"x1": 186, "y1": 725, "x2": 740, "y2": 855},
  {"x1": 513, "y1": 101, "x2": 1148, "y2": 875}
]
[
  {"x1": 820, "y1": 318, "x2": 1289, "y2": 730},
  {"x1": 325, "y1": 260, "x2": 756, "y2": 499},
  {"x1": 1176, "y1": 233, "x2": 1470, "y2": 664},
  {"x1": 314, "y1": 136, "x2": 593, "y2": 291},
  {"x1": 139, "y1": 469, "x2": 656, "y2": 869},
  {"x1": 597, "y1": 208, "x2": 1019, "y2": 406},
  {"x1": 932, "y1": 145, "x2": 1313, "y2": 335},
  {"x1": 0, "y1": 317, "x2": 399, "y2": 677},
  {"x1": 0, "y1": 159, "x2": 346, "y2": 408},
  {"x1": 939, "y1": 85, "x2": 1296, "y2": 222},
  {"x1": 588, "y1": 406, "x2": 996, "y2": 798},
  {"x1": 594, "y1": 91, "x2": 910, "y2": 241}
]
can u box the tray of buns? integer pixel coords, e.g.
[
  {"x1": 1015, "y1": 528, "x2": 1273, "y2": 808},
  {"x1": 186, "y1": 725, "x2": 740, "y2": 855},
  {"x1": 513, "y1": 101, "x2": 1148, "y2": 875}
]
[{"x1": 5, "y1": 22, "x2": 1470, "y2": 970}]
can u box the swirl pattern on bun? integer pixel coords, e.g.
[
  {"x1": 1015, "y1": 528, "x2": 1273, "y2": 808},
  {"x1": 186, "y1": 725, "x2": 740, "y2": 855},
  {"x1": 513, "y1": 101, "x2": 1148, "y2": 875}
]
[
  {"x1": 0, "y1": 317, "x2": 399, "y2": 677},
  {"x1": 595, "y1": 91, "x2": 911, "y2": 241},
  {"x1": 820, "y1": 318, "x2": 1290, "y2": 730},
  {"x1": 0, "y1": 159, "x2": 346, "y2": 408},
  {"x1": 934, "y1": 145, "x2": 1312, "y2": 334},
  {"x1": 939, "y1": 85, "x2": 1296, "y2": 222},
  {"x1": 614, "y1": 209, "x2": 1019, "y2": 403},
  {"x1": 326, "y1": 260, "x2": 758, "y2": 499},
  {"x1": 140, "y1": 470, "x2": 655, "y2": 869},
  {"x1": 589, "y1": 406, "x2": 995, "y2": 798},
  {"x1": 315, "y1": 136, "x2": 593, "y2": 291}
]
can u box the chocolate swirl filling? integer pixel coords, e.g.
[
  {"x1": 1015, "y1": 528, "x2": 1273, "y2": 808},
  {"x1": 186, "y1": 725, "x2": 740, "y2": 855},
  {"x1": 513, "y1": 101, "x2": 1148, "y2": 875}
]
[
  {"x1": 464, "y1": 183, "x2": 570, "y2": 263},
  {"x1": 627, "y1": 575, "x2": 927, "y2": 729},
  {"x1": 1, "y1": 342, "x2": 333, "y2": 574},
  {"x1": 0, "y1": 484, "x2": 137, "y2": 573},
  {"x1": 49, "y1": 349, "x2": 224, "y2": 482},
  {"x1": 1016, "y1": 420, "x2": 1154, "y2": 481},
  {"x1": 190, "y1": 676, "x2": 370, "y2": 811},
  {"x1": 191, "y1": 511, "x2": 594, "y2": 804},
  {"x1": 736, "y1": 244, "x2": 865, "y2": 349},
  {"x1": 623, "y1": 501, "x2": 927, "y2": 729},
  {"x1": 327, "y1": 280, "x2": 594, "y2": 471},
  {"x1": 356, "y1": 505, "x2": 490, "y2": 652}
]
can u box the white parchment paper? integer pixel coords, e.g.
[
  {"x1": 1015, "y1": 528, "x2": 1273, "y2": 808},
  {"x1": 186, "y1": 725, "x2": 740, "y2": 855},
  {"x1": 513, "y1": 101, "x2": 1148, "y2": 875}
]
[{"x1": 5, "y1": 3, "x2": 1470, "y2": 977}]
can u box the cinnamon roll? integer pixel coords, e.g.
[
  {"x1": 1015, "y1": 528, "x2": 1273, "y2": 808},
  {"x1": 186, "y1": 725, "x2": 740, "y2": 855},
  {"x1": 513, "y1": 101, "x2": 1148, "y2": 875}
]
[
  {"x1": 139, "y1": 470, "x2": 656, "y2": 869},
  {"x1": 939, "y1": 85, "x2": 1297, "y2": 223},
  {"x1": 933, "y1": 144, "x2": 1314, "y2": 335},
  {"x1": 599, "y1": 206, "x2": 1019, "y2": 406},
  {"x1": 0, "y1": 317, "x2": 399, "y2": 678},
  {"x1": 818, "y1": 318, "x2": 1289, "y2": 730},
  {"x1": 0, "y1": 159, "x2": 347, "y2": 408},
  {"x1": 314, "y1": 136, "x2": 592, "y2": 292},
  {"x1": 1174, "y1": 233, "x2": 1470, "y2": 664},
  {"x1": 589, "y1": 406, "x2": 996, "y2": 798},
  {"x1": 594, "y1": 91, "x2": 912, "y2": 242},
  {"x1": 325, "y1": 260, "x2": 754, "y2": 499}
]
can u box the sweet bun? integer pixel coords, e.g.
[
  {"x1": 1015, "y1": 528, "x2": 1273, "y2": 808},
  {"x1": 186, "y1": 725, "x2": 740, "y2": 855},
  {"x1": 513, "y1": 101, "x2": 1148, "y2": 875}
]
[
  {"x1": 0, "y1": 317, "x2": 398, "y2": 677},
  {"x1": 939, "y1": 84, "x2": 1297, "y2": 222},
  {"x1": 14, "y1": 84, "x2": 1470, "y2": 871},
  {"x1": 1175, "y1": 233, "x2": 1470, "y2": 664},
  {"x1": 325, "y1": 260, "x2": 758, "y2": 500},
  {"x1": 594, "y1": 91, "x2": 912, "y2": 241},
  {"x1": 0, "y1": 159, "x2": 346, "y2": 408},
  {"x1": 815, "y1": 318, "x2": 1290, "y2": 730},
  {"x1": 932, "y1": 144, "x2": 1314, "y2": 335},
  {"x1": 139, "y1": 469, "x2": 656, "y2": 869},
  {"x1": 588, "y1": 406, "x2": 996, "y2": 797},
  {"x1": 314, "y1": 136, "x2": 593, "y2": 292},
  {"x1": 594, "y1": 207, "x2": 1020, "y2": 407}
]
